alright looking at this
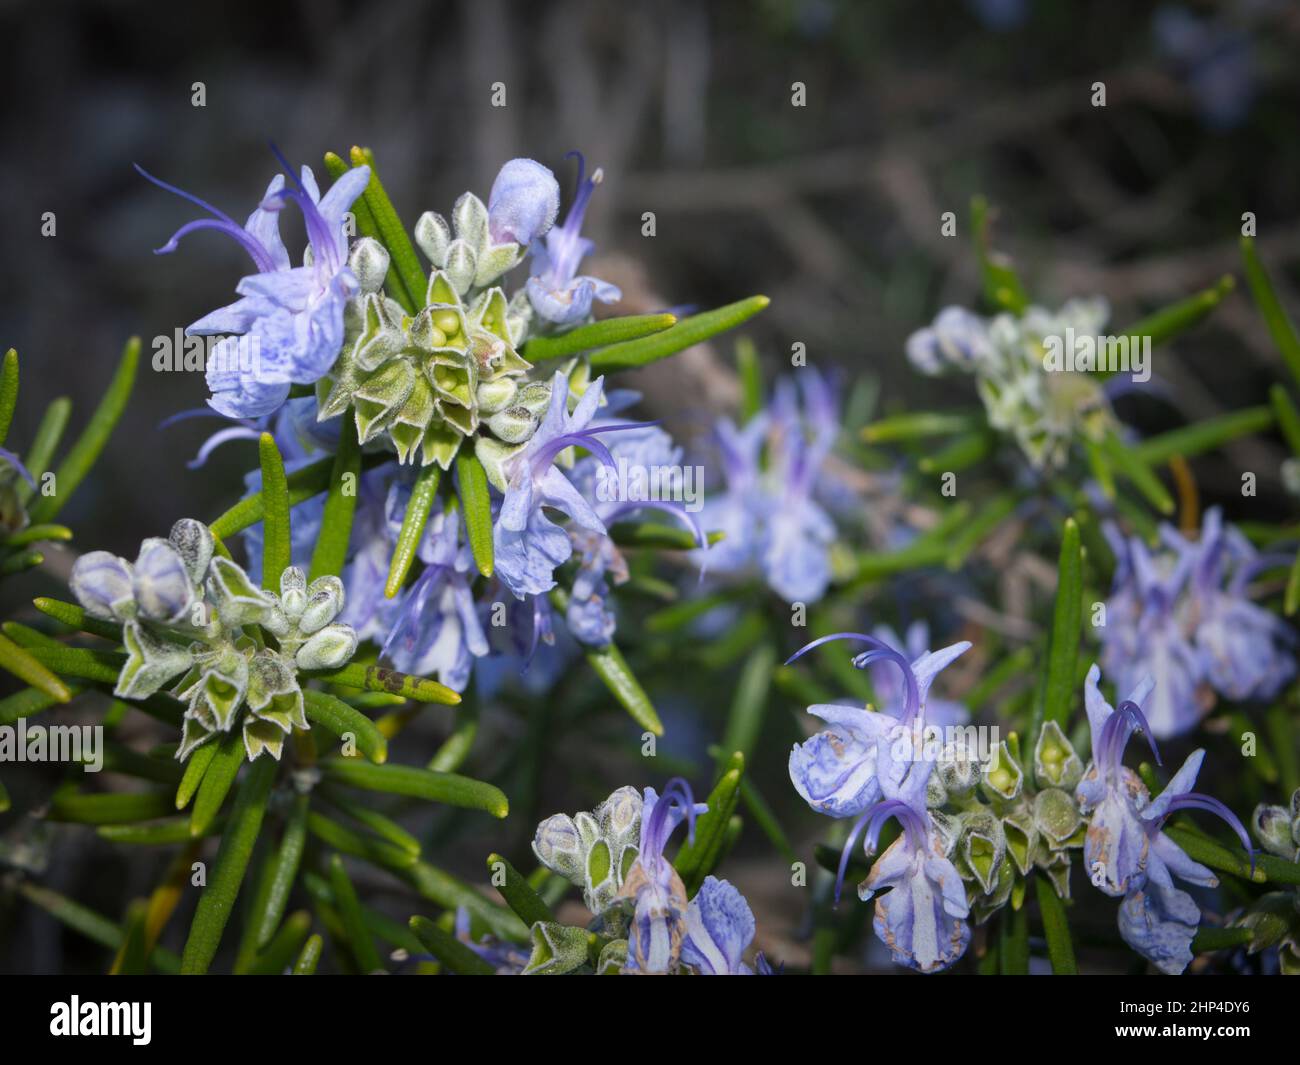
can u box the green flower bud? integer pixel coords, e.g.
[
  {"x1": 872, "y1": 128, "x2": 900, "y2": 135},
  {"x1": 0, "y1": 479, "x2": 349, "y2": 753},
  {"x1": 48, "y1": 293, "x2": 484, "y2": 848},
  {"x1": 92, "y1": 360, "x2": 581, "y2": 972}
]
[
  {"x1": 279, "y1": 566, "x2": 308, "y2": 618},
  {"x1": 299, "y1": 576, "x2": 345, "y2": 634},
  {"x1": 1252, "y1": 803, "x2": 1299, "y2": 860},
  {"x1": 532, "y1": 813, "x2": 585, "y2": 883},
  {"x1": 982, "y1": 741, "x2": 1024, "y2": 803},
  {"x1": 1034, "y1": 720, "x2": 1083, "y2": 790},
  {"x1": 169, "y1": 518, "x2": 214, "y2": 584},
  {"x1": 1033, "y1": 787, "x2": 1083, "y2": 848},
  {"x1": 295, "y1": 623, "x2": 357, "y2": 671},
  {"x1": 349, "y1": 237, "x2": 390, "y2": 294},
  {"x1": 522, "y1": 922, "x2": 590, "y2": 975},
  {"x1": 476, "y1": 377, "x2": 518, "y2": 415},
  {"x1": 596, "y1": 939, "x2": 628, "y2": 975},
  {"x1": 414, "y1": 211, "x2": 451, "y2": 268},
  {"x1": 444, "y1": 240, "x2": 477, "y2": 296},
  {"x1": 486, "y1": 405, "x2": 539, "y2": 444}
]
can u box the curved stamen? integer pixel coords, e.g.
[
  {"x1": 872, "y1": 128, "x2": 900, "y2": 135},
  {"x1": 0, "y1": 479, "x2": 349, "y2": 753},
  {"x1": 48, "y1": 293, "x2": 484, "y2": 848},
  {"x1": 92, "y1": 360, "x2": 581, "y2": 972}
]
[
  {"x1": 135, "y1": 164, "x2": 278, "y2": 273},
  {"x1": 602, "y1": 500, "x2": 706, "y2": 551},
  {"x1": 186, "y1": 426, "x2": 262, "y2": 469},
  {"x1": 528, "y1": 422, "x2": 658, "y2": 479},
  {"x1": 642, "y1": 776, "x2": 698, "y2": 870},
  {"x1": 833, "y1": 798, "x2": 927, "y2": 906},
  {"x1": 785, "y1": 632, "x2": 920, "y2": 724},
  {"x1": 1158, "y1": 792, "x2": 1256, "y2": 876},
  {"x1": 834, "y1": 809, "x2": 874, "y2": 906},
  {"x1": 0, "y1": 446, "x2": 35, "y2": 489},
  {"x1": 267, "y1": 142, "x2": 340, "y2": 274},
  {"x1": 1098, "y1": 699, "x2": 1162, "y2": 779}
]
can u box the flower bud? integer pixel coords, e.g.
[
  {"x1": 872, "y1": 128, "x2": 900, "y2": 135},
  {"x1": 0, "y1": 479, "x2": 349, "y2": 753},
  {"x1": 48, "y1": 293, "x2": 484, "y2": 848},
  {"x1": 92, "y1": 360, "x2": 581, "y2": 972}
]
[
  {"x1": 70, "y1": 551, "x2": 136, "y2": 621},
  {"x1": 414, "y1": 211, "x2": 451, "y2": 268},
  {"x1": 487, "y1": 158, "x2": 559, "y2": 247},
  {"x1": 168, "y1": 518, "x2": 214, "y2": 583},
  {"x1": 522, "y1": 921, "x2": 589, "y2": 976},
  {"x1": 1033, "y1": 787, "x2": 1083, "y2": 847},
  {"x1": 295, "y1": 623, "x2": 357, "y2": 671},
  {"x1": 475, "y1": 378, "x2": 518, "y2": 416},
  {"x1": 1252, "y1": 802, "x2": 1298, "y2": 859},
  {"x1": 299, "y1": 575, "x2": 345, "y2": 633},
  {"x1": 486, "y1": 405, "x2": 539, "y2": 444},
  {"x1": 349, "y1": 237, "x2": 391, "y2": 294},
  {"x1": 532, "y1": 813, "x2": 584, "y2": 883},
  {"x1": 279, "y1": 566, "x2": 308, "y2": 618},
  {"x1": 133, "y1": 538, "x2": 194, "y2": 622}
]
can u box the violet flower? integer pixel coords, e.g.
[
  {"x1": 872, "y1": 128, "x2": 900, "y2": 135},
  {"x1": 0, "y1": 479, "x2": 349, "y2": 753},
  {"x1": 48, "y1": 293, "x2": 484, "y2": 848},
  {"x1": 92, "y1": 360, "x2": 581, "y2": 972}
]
[
  {"x1": 786, "y1": 632, "x2": 971, "y2": 817},
  {"x1": 526, "y1": 153, "x2": 621, "y2": 326},
  {"x1": 843, "y1": 796, "x2": 970, "y2": 973},
  {"x1": 487, "y1": 158, "x2": 560, "y2": 247},
  {"x1": 680, "y1": 875, "x2": 757, "y2": 975},
  {"x1": 138, "y1": 153, "x2": 370, "y2": 418},
  {"x1": 617, "y1": 778, "x2": 708, "y2": 974}
]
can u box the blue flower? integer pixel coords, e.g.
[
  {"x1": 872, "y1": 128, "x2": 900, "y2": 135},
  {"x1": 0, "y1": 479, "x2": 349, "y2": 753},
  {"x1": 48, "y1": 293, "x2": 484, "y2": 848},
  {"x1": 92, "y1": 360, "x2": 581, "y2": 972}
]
[
  {"x1": 493, "y1": 373, "x2": 624, "y2": 599},
  {"x1": 525, "y1": 154, "x2": 621, "y2": 326},
  {"x1": 870, "y1": 622, "x2": 969, "y2": 726},
  {"x1": 1100, "y1": 521, "x2": 1208, "y2": 739},
  {"x1": 1077, "y1": 665, "x2": 1254, "y2": 974},
  {"x1": 691, "y1": 369, "x2": 842, "y2": 603},
  {"x1": 378, "y1": 506, "x2": 489, "y2": 692},
  {"x1": 1076, "y1": 665, "x2": 1162, "y2": 897},
  {"x1": 487, "y1": 158, "x2": 560, "y2": 247},
  {"x1": 786, "y1": 632, "x2": 971, "y2": 818},
  {"x1": 1101, "y1": 508, "x2": 1295, "y2": 738},
  {"x1": 617, "y1": 778, "x2": 708, "y2": 974},
  {"x1": 680, "y1": 876, "x2": 757, "y2": 975},
  {"x1": 905, "y1": 306, "x2": 995, "y2": 376},
  {"x1": 845, "y1": 797, "x2": 970, "y2": 973},
  {"x1": 139, "y1": 154, "x2": 370, "y2": 418}
]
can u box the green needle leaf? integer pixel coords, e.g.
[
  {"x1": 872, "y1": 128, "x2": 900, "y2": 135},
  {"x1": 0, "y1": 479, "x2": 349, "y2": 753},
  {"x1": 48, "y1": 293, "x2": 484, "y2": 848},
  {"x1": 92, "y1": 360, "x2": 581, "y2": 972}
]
[
  {"x1": 258, "y1": 432, "x2": 292, "y2": 590},
  {"x1": 190, "y1": 732, "x2": 246, "y2": 837},
  {"x1": 293, "y1": 933, "x2": 323, "y2": 974},
  {"x1": 385, "y1": 463, "x2": 440, "y2": 597},
  {"x1": 320, "y1": 757, "x2": 509, "y2": 818},
  {"x1": 210, "y1": 455, "x2": 333, "y2": 539},
  {"x1": 523, "y1": 313, "x2": 678, "y2": 362},
  {"x1": 309, "y1": 414, "x2": 362, "y2": 581},
  {"x1": 307, "y1": 811, "x2": 418, "y2": 872},
  {"x1": 1033, "y1": 518, "x2": 1083, "y2": 748},
  {"x1": 673, "y1": 752, "x2": 744, "y2": 896},
  {"x1": 971, "y1": 196, "x2": 1029, "y2": 315},
  {"x1": 1034, "y1": 874, "x2": 1077, "y2": 974},
  {"x1": 0, "y1": 631, "x2": 72, "y2": 703},
  {"x1": 409, "y1": 915, "x2": 493, "y2": 975},
  {"x1": 861, "y1": 411, "x2": 977, "y2": 444},
  {"x1": 181, "y1": 755, "x2": 277, "y2": 974},
  {"x1": 721, "y1": 645, "x2": 775, "y2": 763},
  {"x1": 588, "y1": 296, "x2": 770, "y2": 372},
  {"x1": 1102, "y1": 432, "x2": 1174, "y2": 515},
  {"x1": 303, "y1": 688, "x2": 388, "y2": 764},
  {"x1": 348, "y1": 146, "x2": 428, "y2": 316},
  {"x1": 999, "y1": 903, "x2": 1030, "y2": 975},
  {"x1": 16, "y1": 397, "x2": 72, "y2": 505},
  {"x1": 330, "y1": 854, "x2": 383, "y2": 973},
  {"x1": 1241, "y1": 236, "x2": 1300, "y2": 389},
  {"x1": 0, "y1": 348, "x2": 17, "y2": 445},
  {"x1": 486, "y1": 853, "x2": 554, "y2": 927},
  {"x1": 47, "y1": 789, "x2": 173, "y2": 825},
  {"x1": 455, "y1": 451, "x2": 494, "y2": 577},
  {"x1": 1132, "y1": 406, "x2": 1274, "y2": 467},
  {"x1": 29, "y1": 336, "x2": 139, "y2": 525},
  {"x1": 311, "y1": 661, "x2": 461, "y2": 705},
  {"x1": 1270, "y1": 385, "x2": 1300, "y2": 457},
  {"x1": 245, "y1": 910, "x2": 312, "y2": 976},
  {"x1": 736, "y1": 337, "x2": 764, "y2": 422},
  {"x1": 1117, "y1": 275, "x2": 1234, "y2": 354},
  {"x1": 251, "y1": 793, "x2": 309, "y2": 951}
]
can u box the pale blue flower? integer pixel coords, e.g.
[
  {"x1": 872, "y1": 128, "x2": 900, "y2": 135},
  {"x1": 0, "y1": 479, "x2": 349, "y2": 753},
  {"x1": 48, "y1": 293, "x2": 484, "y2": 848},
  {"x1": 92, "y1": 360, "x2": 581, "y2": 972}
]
[
  {"x1": 618, "y1": 779, "x2": 707, "y2": 974},
  {"x1": 493, "y1": 373, "x2": 627, "y2": 599},
  {"x1": 488, "y1": 159, "x2": 560, "y2": 247},
  {"x1": 138, "y1": 154, "x2": 370, "y2": 418},
  {"x1": 526, "y1": 154, "x2": 621, "y2": 325},
  {"x1": 845, "y1": 797, "x2": 970, "y2": 973},
  {"x1": 680, "y1": 876, "x2": 757, "y2": 975},
  {"x1": 787, "y1": 633, "x2": 971, "y2": 818}
]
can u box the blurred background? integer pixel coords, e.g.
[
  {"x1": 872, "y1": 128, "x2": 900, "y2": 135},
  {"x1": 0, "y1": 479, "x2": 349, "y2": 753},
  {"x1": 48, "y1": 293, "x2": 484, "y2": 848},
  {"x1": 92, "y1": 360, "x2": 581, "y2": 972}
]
[{"x1": 2, "y1": 0, "x2": 1299, "y2": 972}]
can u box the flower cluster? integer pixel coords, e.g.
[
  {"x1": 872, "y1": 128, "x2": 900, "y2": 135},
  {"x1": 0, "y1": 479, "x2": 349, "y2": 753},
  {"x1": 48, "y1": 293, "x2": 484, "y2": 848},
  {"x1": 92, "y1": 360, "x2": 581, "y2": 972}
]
[
  {"x1": 787, "y1": 630, "x2": 1091, "y2": 970},
  {"x1": 525, "y1": 781, "x2": 766, "y2": 975},
  {"x1": 1100, "y1": 507, "x2": 1295, "y2": 738},
  {"x1": 70, "y1": 518, "x2": 357, "y2": 761},
  {"x1": 906, "y1": 298, "x2": 1116, "y2": 470},
  {"x1": 691, "y1": 368, "x2": 842, "y2": 603}
]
